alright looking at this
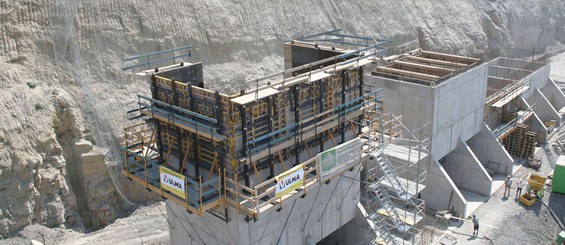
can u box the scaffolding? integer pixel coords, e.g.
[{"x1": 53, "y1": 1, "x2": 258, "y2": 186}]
[
  {"x1": 361, "y1": 109, "x2": 430, "y2": 244},
  {"x1": 121, "y1": 33, "x2": 394, "y2": 223}
]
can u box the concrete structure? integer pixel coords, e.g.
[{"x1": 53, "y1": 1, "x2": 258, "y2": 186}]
[
  {"x1": 118, "y1": 33, "x2": 565, "y2": 244},
  {"x1": 368, "y1": 52, "x2": 565, "y2": 218},
  {"x1": 120, "y1": 31, "x2": 422, "y2": 245},
  {"x1": 367, "y1": 50, "x2": 490, "y2": 217}
]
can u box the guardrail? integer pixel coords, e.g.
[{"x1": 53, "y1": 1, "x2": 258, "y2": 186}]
[
  {"x1": 224, "y1": 156, "x2": 320, "y2": 219},
  {"x1": 121, "y1": 122, "x2": 222, "y2": 216}
]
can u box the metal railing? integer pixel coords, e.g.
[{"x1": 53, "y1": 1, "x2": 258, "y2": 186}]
[{"x1": 121, "y1": 122, "x2": 222, "y2": 216}]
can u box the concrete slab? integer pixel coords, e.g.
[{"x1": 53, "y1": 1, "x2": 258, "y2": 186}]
[
  {"x1": 384, "y1": 143, "x2": 428, "y2": 164},
  {"x1": 458, "y1": 189, "x2": 487, "y2": 217},
  {"x1": 380, "y1": 177, "x2": 425, "y2": 196}
]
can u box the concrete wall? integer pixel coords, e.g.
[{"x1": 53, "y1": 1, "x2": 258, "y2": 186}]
[
  {"x1": 467, "y1": 123, "x2": 514, "y2": 176},
  {"x1": 519, "y1": 98, "x2": 548, "y2": 143},
  {"x1": 527, "y1": 88, "x2": 561, "y2": 125},
  {"x1": 422, "y1": 158, "x2": 467, "y2": 217},
  {"x1": 522, "y1": 63, "x2": 551, "y2": 98},
  {"x1": 540, "y1": 78, "x2": 565, "y2": 113},
  {"x1": 364, "y1": 75, "x2": 435, "y2": 136},
  {"x1": 441, "y1": 139, "x2": 492, "y2": 196},
  {"x1": 319, "y1": 203, "x2": 372, "y2": 245},
  {"x1": 366, "y1": 62, "x2": 487, "y2": 160},
  {"x1": 431, "y1": 63, "x2": 488, "y2": 159},
  {"x1": 168, "y1": 165, "x2": 361, "y2": 245}
]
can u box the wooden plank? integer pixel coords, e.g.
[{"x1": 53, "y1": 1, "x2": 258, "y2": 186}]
[
  {"x1": 420, "y1": 50, "x2": 480, "y2": 65},
  {"x1": 393, "y1": 60, "x2": 455, "y2": 76},
  {"x1": 492, "y1": 86, "x2": 529, "y2": 108},
  {"x1": 231, "y1": 88, "x2": 280, "y2": 105},
  {"x1": 404, "y1": 55, "x2": 469, "y2": 68},
  {"x1": 374, "y1": 66, "x2": 440, "y2": 82}
]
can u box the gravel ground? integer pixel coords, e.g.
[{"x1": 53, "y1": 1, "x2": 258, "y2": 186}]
[
  {"x1": 441, "y1": 52, "x2": 565, "y2": 244},
  {"x1": 0, "y1": 202, "x2": 168, "y2": 245}
]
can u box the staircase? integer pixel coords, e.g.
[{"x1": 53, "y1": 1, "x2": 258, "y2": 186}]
[
  {"x1": 371, "y1": 152, "x2": 412, "y2": 200},
  {"x1": 362, "y1": 111, "x2": 428, "y2": 244},
  {"x1": 368, "y1": 213, "x2": 398, "y2": 245},
  {"x1": 368, "y1": 183, "x2": 411, "y2": 232}
]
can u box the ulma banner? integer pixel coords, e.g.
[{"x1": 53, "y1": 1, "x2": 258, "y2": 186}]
[
  {"x1": 275, "y1": 164, "x2": 304, "y2": 198},
  {"x1": 159, "y1": 166, "x2": 186, "y2": 199}
]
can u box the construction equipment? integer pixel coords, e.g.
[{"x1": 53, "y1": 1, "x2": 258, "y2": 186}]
[
  {"x1": 554, "y1": 156, "x2": 565, "y2": 194},
  {"x1": 519, "y1": 173, "x2": 547, "y2": 206},
  {"x1": 527, "y1": 157, "x2": 542, "y2": 170},
  {"x1": 556, "y1": 230, "x2": 565, "y2": 245}
]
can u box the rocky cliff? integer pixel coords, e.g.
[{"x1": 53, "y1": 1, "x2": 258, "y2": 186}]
[{"x1": 0, "y1": 0, "x2": 564, "y2": 238}]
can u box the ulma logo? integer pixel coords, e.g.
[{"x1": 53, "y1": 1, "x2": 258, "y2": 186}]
[
  {"x1": 279, "y1": 174, "x2": 301, "y2": 189},
  {"x1": 163, "y1": 174, "x2": 183, "y2": 189}
]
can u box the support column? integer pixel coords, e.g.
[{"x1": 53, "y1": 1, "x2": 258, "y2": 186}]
[
  {"x1": 467, "y1": 123, "x2": 514, "y2": 176},
  {"x1": 294, "y1": 85, "x2": 300, "y2": 165},
  {"x1": 239, "y1": 90, "x2": 250, "y2": 187},
  {"x1": 442, "y1": 139, "x2": 493, "y2": 196},
  {"x1": 188, "y1": 84, "x2": 200, "y2": 177},
  {"x1": 319, "y1": 79, "x2": 325, "y2": 152},
  {"x1": 528, "y1": 88, "x2": 561, "y2": 125},
  {"x1": 152, "y1": 75, "x2": 165, "y2": 161},
  {"x1": 340, "y1": 70, "x2": 347, "y2": 144},
  {"x1": 540, "y1": 78, "x2": 565, "y2": 113},
  {"x1": 357, "y1": 67, "x2": 364, "y2": 135},
  {"x1": 268, "y1": 97, "x2": 274, "y2": 178}
]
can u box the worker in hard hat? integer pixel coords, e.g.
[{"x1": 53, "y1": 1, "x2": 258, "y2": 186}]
[{"x1": 504, "y1": 175, "x2": 513, "y2": 197}]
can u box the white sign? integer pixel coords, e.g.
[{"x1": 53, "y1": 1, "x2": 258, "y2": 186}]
[
  {"x1": 318, "y1": 138, "x2": 360, "y2": 180},
  {"x1": 275, "y1": 164, "x2": 304, "y2": 198},
  {"x1": 160, "y1": 166, "x2": 186, "y2": 199}
]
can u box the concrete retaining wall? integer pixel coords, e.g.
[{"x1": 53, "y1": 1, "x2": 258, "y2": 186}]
[
  {"x1": 540, "y1": 78, "x2": 565, "y2": 114},
  {"x1": 441, "y1": 139, "x2": 492, "y2": 196},
  {"x1": 527, "y1": 88, "x2": 561, "y2": 125},
  {"x1": 422, "y1": 158, "x2": 467, "y2": 217},
  {"x1": 467, "y1": 123, "x2": 514, "y2": 176},
  {"x1": 431, "y1": 63, "x2": 488, "y2": 159}
]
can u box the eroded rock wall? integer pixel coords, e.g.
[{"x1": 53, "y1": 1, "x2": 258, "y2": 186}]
[{"x1": 0, "y1": 0, "x2": 564, "y2": 238}]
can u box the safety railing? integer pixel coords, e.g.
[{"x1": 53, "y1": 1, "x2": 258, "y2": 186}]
[
  {"x1": 224, "y1": 155, "x2": 324, "y2": 219},
  {"x1": 136, "y1": 95, "x2": 225, "y2": 141},
  {"x1": 121, "y1": 122, "x2": 222, "y2": 216},
  {"x1": 182, "y1": 168, "x2": 222, "y2": 216}
]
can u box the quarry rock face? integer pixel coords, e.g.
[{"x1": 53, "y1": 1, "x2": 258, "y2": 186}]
[{"x1": 0, "y1": 0, "x2": 564, "y2": 238}]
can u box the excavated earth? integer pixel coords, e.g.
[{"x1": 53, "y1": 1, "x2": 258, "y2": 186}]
[{"x1": 0, "y1": 0, "x2": 565, "y2": 243}]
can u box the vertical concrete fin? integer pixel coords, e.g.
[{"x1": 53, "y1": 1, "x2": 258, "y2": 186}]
[
  {"x1": 442, "y1": 139, "x2": 493, "y2": 197},
  {"x1": 423, "y1": 158, "x2": 467, "y2": 217},
  {"x1": 460, "y1": 139, "x2": 493, "y2": 182},
  {"x1": 530, "y1": 88, "x2": 561, "y2": 125},
  {"x1": 541, "y1": 78, "x2": 565, "y2": 113},
  {"x1": 527, "y1": 103, "x2": 549, "y2": 143},
  {"x1": 467, "y1": 123, "x2": 514, "y2": 176}
]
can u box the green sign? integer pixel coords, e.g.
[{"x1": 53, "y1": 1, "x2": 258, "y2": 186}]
[{"x1": 320, "y1": 149, "x2": 337, "y2": 172}]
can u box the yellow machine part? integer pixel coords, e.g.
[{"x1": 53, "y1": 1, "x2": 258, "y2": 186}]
[{"x1": 528, "y1": 173, "x2": 547, "y2": 192}]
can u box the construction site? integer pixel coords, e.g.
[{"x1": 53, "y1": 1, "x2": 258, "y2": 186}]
[
  {"x1": 115, "y1": 30, "x2": 565, "y2": 245},
  {"x1": 2, "y1": 1, "x2": 565, "y2": 245}
]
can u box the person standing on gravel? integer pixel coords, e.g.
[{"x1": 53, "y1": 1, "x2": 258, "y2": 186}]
[
  {"x1": 516, "y1": 179, "x2": 525, "y2": 198},
  {"x1": 504, "y1": 175, "x2": 513, "y2": 196},
  {"x1": 472, "y1": 215, "x2": 480, "y2": 236}
]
